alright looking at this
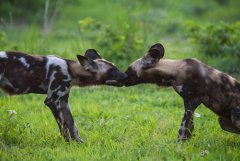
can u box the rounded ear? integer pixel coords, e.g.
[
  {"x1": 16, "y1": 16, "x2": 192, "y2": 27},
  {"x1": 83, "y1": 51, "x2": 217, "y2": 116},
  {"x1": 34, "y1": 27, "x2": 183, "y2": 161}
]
[
  {"x1": 148, "y1": 43, "x2": 164, "y2": 59},
  {"x1": 77, "y1": 55, "x2": 98, "y2": 72},
  {"x1": 142, "y1": 43, "x2": 164, "y2": 68},
  {"x1": 84, "y1": 49, "x2": 102, "y2": 60}
]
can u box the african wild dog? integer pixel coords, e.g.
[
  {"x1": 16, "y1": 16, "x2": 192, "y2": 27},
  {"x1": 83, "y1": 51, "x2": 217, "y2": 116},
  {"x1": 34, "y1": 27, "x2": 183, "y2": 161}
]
[
  {"x1": 123, "y1": 43, "x2": 240, "y2": 141},
  {"x1": 0, "y1": 49, "x2": 127, "y2": 142}
]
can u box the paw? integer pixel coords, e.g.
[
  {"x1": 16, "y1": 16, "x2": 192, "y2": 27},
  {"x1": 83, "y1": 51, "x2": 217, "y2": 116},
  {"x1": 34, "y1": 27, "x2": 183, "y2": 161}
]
[
  {"x1": 177, "y1": 135, "x2": 189, "y2": 142},
  {"x1": 177, "y1": 130, "x2": 193, "y2": 142},
  {"x1": 74, "y1": 137, "x2": 84, "y2": 143}
]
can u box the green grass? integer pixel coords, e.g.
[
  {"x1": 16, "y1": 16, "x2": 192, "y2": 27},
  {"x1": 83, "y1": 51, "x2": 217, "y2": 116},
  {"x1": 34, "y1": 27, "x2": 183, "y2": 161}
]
[
  {"x1": 1, "y1": 86, "x2": 240, "y2": 160},
  {"x1": 1, "y1": 0, "x2": 240, "y2": 160}
]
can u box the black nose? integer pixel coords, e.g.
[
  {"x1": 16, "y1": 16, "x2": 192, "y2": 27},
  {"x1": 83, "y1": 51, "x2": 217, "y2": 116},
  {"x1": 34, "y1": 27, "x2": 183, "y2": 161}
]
[
  {"x1": 123, "y1": 73, "x2": 128, "y2": 80},
  {"x1": 118, "y1": 73, "x2": 128, "y2": 83}
]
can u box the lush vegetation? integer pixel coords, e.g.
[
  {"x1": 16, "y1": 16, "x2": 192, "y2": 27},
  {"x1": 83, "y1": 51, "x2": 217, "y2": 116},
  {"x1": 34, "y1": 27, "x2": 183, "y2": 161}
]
[
  {"x1": 186, "y1": 21, "x2": 240, "y2": 74},
  {"x1": 0, "y1": 0, "x2": 240, "y2": 160}
]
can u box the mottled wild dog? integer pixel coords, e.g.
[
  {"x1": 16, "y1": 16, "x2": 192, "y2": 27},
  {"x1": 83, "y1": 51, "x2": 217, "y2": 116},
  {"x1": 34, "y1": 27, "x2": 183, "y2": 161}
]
[
  {"x1": 0, "y1": 49, "x2": 127, "y2": 142},
  {"x1": 124, "y1": 43, "x2": 240, "y2": 141}
]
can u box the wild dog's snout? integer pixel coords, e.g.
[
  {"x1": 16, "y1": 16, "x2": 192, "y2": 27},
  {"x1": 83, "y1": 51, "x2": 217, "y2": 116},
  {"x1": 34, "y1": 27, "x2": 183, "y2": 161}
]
[
  {"x1": 124, "y1": 67, "x2": 139, "y2": 86},
  {"x1": 108, "y1": 68, "x2": 127, "y2": 81},
  {"x1": 105, "y1": 68, "x2": 127, "y2": 87},
  {"x1": 119, "y1": 72, "x2": 128, "y2": 82}
]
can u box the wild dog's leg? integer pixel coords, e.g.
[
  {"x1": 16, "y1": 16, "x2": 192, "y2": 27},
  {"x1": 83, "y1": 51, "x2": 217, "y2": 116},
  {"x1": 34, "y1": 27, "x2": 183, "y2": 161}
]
[
  {"x1": 44, "y1": 83, "x2": 83, "y2": 142},
  {"x1": 44, "y1": 99, "x2": 70, "y2": 141},
  {"x1": 44, "y1": 94, "x2": 83, "y2": 142},
  {"x1": 219, "y1": 108, "x2": 240, "y2": 134},
  {"x1": 59, "y1": 94, "x2": 83, "y2": 142},
  {"x1": 218, "y1": 116, "x2": 240, "y2": 134},
  {"x1": 178, "y1": 99, "x2": 200, "y2": 141}
]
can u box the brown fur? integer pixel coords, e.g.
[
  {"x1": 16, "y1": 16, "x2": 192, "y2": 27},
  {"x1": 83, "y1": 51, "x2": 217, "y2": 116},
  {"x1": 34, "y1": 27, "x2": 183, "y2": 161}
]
[
  {"x1": 124, "y1": 43, "x2": 240, "y2": 140},
  {"x1": 0, "y1": 49, "x2": 127, "y2": 142}
]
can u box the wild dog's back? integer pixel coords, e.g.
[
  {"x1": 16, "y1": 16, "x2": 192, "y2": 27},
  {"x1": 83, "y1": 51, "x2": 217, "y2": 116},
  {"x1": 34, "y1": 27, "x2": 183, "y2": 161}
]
[{"x1": 187, "y1": 59, "x2": 240, "y2": 114}]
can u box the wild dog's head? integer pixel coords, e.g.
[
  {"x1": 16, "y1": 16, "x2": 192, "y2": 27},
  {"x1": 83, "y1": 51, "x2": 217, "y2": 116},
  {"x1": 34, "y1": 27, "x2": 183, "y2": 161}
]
[
  {"x1": 77, "y1": 49, "x2": 127, "y2": 86},
  {"x1": 124, "y1": 43, "x2": 164, "y2": 86}
]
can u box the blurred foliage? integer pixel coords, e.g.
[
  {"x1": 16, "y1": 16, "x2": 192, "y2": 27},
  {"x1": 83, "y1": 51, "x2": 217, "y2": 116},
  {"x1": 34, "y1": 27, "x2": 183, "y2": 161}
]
[
  {"x1": 0, "y1": 0, "x2": 61, "y2": 24},
  {"x1": 186, "y1": 21, "x2": 240, "y2": 74},
  {"x1": 0, "y1": 32, "x2": 8, "y2": 48},
  {"x1": 78, "y1": 17, "x2": 144, "y2": 64},
  {"x1": 186, "y1": 21, "x2": 240, "y2": 57}
]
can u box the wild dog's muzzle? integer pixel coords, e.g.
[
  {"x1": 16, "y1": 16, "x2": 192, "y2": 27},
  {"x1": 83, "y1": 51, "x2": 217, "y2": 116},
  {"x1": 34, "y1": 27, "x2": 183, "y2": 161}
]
[
  {"x1": 105, "y1": 70, "x2": 128, "y2": 87},
  {"x1": 123, "y1": 67, "x2": 141, "y2": 86}
]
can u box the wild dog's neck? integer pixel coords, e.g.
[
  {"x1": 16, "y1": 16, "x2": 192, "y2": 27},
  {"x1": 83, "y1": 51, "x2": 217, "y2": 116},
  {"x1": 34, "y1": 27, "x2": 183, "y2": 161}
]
[
  {"x1": 67, "y1": 60, "x2": 95, "y2": 86},
  {"x1": 142, "y1": 69, "x2": 176, "y2": 86},
  {"x1": 142, "y1": 60, "x2": 178, "y2": 86}
]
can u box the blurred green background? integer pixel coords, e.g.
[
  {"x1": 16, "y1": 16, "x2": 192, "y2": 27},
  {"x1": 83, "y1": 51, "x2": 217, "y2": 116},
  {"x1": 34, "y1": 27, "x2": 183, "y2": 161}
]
[
  {"x1": 1, "y1": 1, "x2": 240, "y2": 160},
  {"x1": 0, "y1": 0, "x2": 240, "y2": 75}
]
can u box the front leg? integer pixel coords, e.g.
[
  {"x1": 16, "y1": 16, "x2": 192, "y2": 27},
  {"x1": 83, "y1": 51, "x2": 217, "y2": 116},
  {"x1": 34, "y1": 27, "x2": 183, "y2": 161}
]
[
  {"x1": 44, "y1": 89, "x2": 83, "y2": 143},
  {"x1": 178, "y1": 99, "x2": 200, "y2": 141},
  {"x1": 59, "y1": 94, "x2": 84, "y2": 142},
  {"x1": 44, "y1": 99, "x2": 70, "y2": 141}
]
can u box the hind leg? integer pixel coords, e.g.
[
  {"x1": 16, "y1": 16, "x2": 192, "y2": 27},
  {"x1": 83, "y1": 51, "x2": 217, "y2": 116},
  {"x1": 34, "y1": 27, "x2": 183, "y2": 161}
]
[
  {"x1": 230, "y1": 108, "x2": 240, "y2": 133},
  {"x1": 218, "y1": 117, "x2": 240, "y2": 134},
  {"x1": 218, "y1": 107, "x2": 240, "y2": 134}
]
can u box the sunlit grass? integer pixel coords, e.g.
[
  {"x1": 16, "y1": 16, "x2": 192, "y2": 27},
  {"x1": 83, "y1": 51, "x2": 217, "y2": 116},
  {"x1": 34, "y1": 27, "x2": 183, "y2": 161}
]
[{"x1": 1, "y1": 86, "x2": 240, "y2": 160}]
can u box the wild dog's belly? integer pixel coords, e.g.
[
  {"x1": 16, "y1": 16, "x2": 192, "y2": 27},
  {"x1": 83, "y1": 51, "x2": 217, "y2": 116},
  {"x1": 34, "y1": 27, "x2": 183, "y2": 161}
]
[
  {"x1": 0, "y1": 71, "x2": 48, "y2": 95},
  {"x1": 202, "y1": 97, "x2": 232, "y2": 118},
  {"x1": 202, "y1": 87, "x2": 240, "y2": 118},
  {"x1": 0, "y1": 60, "x2": 48, "y2": 95}
]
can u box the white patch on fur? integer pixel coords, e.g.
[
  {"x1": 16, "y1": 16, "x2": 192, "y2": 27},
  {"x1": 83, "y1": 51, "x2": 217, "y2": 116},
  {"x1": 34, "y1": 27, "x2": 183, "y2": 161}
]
[
  {"x1": 22, "y1": 87, "x2": 31, "y2": 94},
  {"x1": 131, "y1": 58, "x2": 144, "y2": 77},
  {"x1": 199, "y1": 64, "x2": 207, "y2": 77},
  {"x1": 234, "y1": 120, "x2": 240, "y2": 128},
  {"x1": 179, "y1": 120, "x2": 186, "y2": 138},
  {"x1": 18, "y1": 57, "x2": 30, "y2": 68},
  {"x1": 94, "y1": 59, "x2": 115, "y2": 80},
  {"x1": 39, "y1": 83, "x2": 46, "y2": 90},
  {"x1": 175, "y1": 85, "x2": 183, "y2": 93},
  {"x1": 0, "y1": 78, "x2": 19, "y2": 92},
  {"x1": 57, "y1": 90, "x2": 69, "y2": 100},
  {"x1": 73, "y1": 124, "x2": 79, "y2": 138},
  {"x1": 96, "y1": 59, "x2": 114, "y2": 71},
  {"x1": 47, "y1": 71, "x2": 57, "y2": 98},
  {"x1": 59, "y1": 111, "x2": 64, "y2": 123},
  {"x1": 182, "y1": 120, "x2": 186, "y2": 127},
  {"x1": 0, "y1": 51, "x2": 8, "y2": 58},
  {"x1": 45, "y1": 56, "x2": 70, "y2": 81}
]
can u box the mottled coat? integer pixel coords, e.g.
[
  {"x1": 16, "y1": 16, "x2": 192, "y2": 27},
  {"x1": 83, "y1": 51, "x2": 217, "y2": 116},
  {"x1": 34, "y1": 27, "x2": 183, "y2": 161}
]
[
  {"x1": 0, "y1": 50, "x2": 126, "y2": 142},
  {"x1": 124, "y1": 43, "x2": 240, "y2": 140}
]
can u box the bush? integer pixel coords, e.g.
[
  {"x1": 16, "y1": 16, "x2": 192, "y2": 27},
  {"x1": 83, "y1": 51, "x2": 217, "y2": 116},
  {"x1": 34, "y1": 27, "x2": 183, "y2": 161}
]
[
  {"x1": 78, "y1": 17, "x2": 144, "y2": 66},
  {"x1": 186, "y1": 21, "x2": 240, "y2": 57},
  {"x1": 186, "y1": 21, "x2": 240, "y2": 74}
]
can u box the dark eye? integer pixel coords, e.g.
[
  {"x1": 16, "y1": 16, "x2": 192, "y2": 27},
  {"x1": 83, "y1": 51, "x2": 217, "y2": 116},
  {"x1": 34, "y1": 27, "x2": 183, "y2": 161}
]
[
  {"x1": 142, "y1": 66, "x2": 150, "y2": 70},
  {"x1": 108, "y1": 68, "x2": 117, "y2": 74},
  {"x1": 108, "y1": 67, "x2": 121, "y2": 78}
]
